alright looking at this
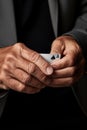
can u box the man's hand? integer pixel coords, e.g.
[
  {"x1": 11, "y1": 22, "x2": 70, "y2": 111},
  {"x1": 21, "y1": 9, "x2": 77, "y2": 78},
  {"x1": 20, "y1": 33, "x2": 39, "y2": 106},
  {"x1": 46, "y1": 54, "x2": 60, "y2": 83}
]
[
  {"x1": 49, "y1": 36, "x2": 85, "y2": 87},
  {"x1": 0, "y1": 43, "x2": 53, "y2": 94}
]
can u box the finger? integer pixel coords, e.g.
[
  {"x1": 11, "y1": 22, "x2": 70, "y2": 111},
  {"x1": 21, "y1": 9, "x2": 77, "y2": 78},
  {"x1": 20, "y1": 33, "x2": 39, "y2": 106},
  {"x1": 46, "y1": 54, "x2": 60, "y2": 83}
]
[
  {"x1": 50, "y1": 38, "x2": 65, "y2": 55},
  {"x1": 4, "y1": 77, "x2": 41, "y2": 94},
  {"x1": 49, "y1": 76, "x2": 79, "y2": 87},
  {"x1": 49, "y1": 67, "x2": 84, "y2": 88},
  {"x1": 51, "y1": 55, "x2": 75, "y2": 69},
  {"x1": 52, "y1": 66, "x2": 76, "y2": 78},
  {"x1": 49, "y1": 77, "x2": 74, "y2": 87},
  {"x1": 23, "y1": 86, "x2": 41, "y2": 94},
  {"x1": 52, "y1": 67, "x2": 83, "y2": 79},
  {"x1": 17, "y1": 59, "x2": 51, "y2": 86},
  {"x1": 20, "y1": 46, "x2": 53, "y2": 75},
  {"x1": 11, "y1": 68, "x2": 45, "y2": 89}
]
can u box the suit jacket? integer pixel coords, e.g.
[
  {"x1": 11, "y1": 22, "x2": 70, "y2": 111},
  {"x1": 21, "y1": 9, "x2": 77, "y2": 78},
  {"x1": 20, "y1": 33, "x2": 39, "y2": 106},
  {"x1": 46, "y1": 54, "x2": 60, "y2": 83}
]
[{"x1": 0, "y1": 0, "x2": 87, "y2": 117}]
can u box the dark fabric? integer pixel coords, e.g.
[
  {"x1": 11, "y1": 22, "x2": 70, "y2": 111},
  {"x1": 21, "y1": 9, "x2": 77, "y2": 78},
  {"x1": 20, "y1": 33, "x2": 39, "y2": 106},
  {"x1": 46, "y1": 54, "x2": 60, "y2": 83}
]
[
  {"x1": 14, "y1": 0, "x2": 55, "y2": 53},
  {"x1": 1, "y1": 0, "x2": 87, "y2": 126},
  {"x1": 1, "y1": 88, "x2": 87, "y2": 127}
]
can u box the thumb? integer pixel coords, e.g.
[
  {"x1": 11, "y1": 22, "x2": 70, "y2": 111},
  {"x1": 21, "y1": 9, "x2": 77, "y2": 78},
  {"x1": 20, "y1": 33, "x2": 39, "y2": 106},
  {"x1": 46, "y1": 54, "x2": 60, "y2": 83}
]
[{"x1": 50, "y1": 38, "x2": 65, "y2": 56}]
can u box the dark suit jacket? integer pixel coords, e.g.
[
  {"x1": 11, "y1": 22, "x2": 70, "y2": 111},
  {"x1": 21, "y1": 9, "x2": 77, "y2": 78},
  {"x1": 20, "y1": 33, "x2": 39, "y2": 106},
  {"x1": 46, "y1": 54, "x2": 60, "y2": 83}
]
[{"x1": 0, "y1": 0, "x2": 87, "y2": 117}]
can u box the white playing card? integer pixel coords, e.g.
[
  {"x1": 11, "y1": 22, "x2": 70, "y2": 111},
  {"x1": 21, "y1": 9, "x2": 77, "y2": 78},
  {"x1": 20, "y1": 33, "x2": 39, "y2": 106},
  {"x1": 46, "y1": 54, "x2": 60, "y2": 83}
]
[{"x1": 40, "y1": 53, "x2": 61, "y2": 63}]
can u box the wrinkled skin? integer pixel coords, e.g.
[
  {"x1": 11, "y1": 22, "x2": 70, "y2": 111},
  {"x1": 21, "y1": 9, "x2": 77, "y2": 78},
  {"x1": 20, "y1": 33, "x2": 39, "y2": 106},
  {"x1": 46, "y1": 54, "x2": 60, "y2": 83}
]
[
  {"x1": 0, "y1": 43, "x2": 53, "y2": 94},
  {"x1": 50, "y1": 36, "x2": 85, "y2": 87},
  {"x1": 0, "y1": 36, "x2": 85, "y2": 93}
]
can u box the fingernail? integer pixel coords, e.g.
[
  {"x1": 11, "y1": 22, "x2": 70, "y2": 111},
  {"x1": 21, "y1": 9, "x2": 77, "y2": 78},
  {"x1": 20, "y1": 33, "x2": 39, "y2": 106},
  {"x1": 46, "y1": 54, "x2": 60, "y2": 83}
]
[{"x1": 46, "y1": 66, "x2": 53, "y2": 75}]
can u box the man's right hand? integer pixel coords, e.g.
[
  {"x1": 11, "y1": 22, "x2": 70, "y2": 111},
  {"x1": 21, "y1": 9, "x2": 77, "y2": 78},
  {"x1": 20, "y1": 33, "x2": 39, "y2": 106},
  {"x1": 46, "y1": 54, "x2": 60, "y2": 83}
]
[{"x1": 0, "y1": 43, "x2": 53, "y2": 94}]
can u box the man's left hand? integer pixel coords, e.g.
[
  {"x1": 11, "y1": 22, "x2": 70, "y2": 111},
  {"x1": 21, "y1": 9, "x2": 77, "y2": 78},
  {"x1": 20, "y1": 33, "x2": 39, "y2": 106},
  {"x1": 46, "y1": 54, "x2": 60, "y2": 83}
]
[{"x1": 49, "y1": 36, "x2": 86, "y2": 87}]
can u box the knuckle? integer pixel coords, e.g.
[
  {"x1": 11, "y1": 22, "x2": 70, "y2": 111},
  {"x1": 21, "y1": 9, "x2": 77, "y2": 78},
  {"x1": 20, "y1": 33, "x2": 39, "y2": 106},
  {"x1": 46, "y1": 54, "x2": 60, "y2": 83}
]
[
  {"x1": 52, "y1": 37, "x2": 64, "y2": 47},
  {"x1": 28, "y1": 63, "x2": 36, "y2": 74},
  {"x1": 5, "y1": 53, "x2": 13, "y2": 62},
  {"x1": 40, "y1": 61, "x2": 48, "y2": 69},
  {"x1": 52, "y1": 39, "x2": 57, "y2": 47},
  {"x1": 2, "y1": 57, "x2": 16, "y2": 73},
  {"x1": 52, "y1": 38, "x2": 61, "y2": 45},
  {"x1": 36, "y1": 82, "x2": 45, "y2": 88},
  {"x1": 17, "y1": 84, "x2": 25, "y2": 92},
  {"x1": 1, "y1": 64, "x2": 8, "y2": 71},
  {"x1": 40, "y1": 75, "x2": 51, "y2": 85},
  {"x1": 40, "y1": 75, "x2": 47, "y2": 82},
  {"x1": 13, "y1": 43, "x2": 25, "y2": 55},
  {"x1": 30, "y1": 52, "x2": 40, "y2": 63},
  {"x1": 20, "y1": 74, "x2": 29, "y2": 83},
  {"x1": 1, "y1": 64, "x2": 12, "y2": 75},
  {"x1": 25, "y1": 75, "x2": 32, "y2": 84},
  {"x1": 4, "y1": 53, "x2": 16, "y2": 65},
  {"x1": 13, "y1": 42, "x2": 23, "y2": 49},
  {"x1": 51, "y1": 40, "x2": 59, "y2": 50}
]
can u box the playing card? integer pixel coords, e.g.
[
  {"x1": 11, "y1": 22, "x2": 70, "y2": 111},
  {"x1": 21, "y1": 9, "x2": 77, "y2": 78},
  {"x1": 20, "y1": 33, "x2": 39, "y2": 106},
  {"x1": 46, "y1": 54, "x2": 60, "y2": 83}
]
[{"x1": 40, "y1": 53, "x2": 61, "y2": 63}]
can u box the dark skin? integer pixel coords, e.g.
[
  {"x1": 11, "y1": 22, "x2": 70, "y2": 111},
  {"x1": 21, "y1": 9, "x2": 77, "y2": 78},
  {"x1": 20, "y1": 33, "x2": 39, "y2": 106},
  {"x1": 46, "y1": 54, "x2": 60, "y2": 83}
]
[{"x1": 0, "y1": 36, "x2": 85, "y2": 93}]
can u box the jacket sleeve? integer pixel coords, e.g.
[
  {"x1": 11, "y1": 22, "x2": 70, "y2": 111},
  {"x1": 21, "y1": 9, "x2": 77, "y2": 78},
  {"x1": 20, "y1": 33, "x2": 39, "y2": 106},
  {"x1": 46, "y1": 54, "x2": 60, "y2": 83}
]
[
  {"x1": 64, "y1": 0, "x2": 87, "y2": 116},
  {"x1": 0, "y1": 0, "x2": 17, "y2": 118},
  {"x1": 64, "y1": 0, "x2": 87, "y2": 64}
]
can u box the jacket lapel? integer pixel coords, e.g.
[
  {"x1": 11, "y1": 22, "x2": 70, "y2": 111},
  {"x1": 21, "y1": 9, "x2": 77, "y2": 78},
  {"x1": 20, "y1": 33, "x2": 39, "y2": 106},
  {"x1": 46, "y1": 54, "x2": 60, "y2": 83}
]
[
  {"x1": 0, "y1": 0, "x2": 17, "y2": 47},
  {"x1": 48, "y1": 0, "x2": 77, "y2": 36},
  {"x1": 48, "y1": 0, "x2": 58, "y2": 37}
]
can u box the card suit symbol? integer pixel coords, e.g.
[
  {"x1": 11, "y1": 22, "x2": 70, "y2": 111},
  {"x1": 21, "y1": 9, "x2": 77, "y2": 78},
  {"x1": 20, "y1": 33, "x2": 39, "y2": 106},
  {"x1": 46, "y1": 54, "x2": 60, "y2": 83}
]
[
  {"x1": 51, "y1": 55, "x2": 55, "y2": 60},
  {"x1": 55, "y1": 54, "x2": 59, "y2": 58}
]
